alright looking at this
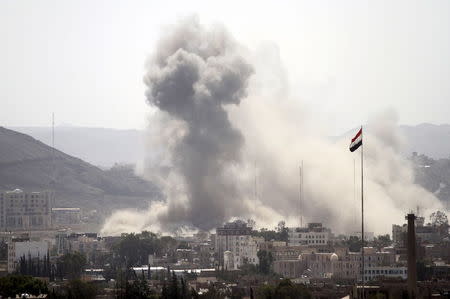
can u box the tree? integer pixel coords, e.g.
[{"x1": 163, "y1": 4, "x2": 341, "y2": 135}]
[
  {"x1": 0, "y1": 241, "x2": 7, "y2": 260},
  {"x1": 257, "y1": 279, "x2": 311, "y2": 299},
  {"x1": 125, "y1": 276, "x2": 156, "y2": 299},
  {"x1": 430, "y1": 211, "x2": 449, "y2": 227},
  {"x1": 57, "y1": 252, "x2": 86, "y2": 280},
  {"x1": 0, "y1": 275, "x2": 48, "y2": 297},
  {"x1": 372, "y1": 234, "x2": 392, "y2": 251},
  {"x1": 345, "y1": 236, "x2": 367, "y2": 252},
  {"x1": 257, "y1": 250, "x2": 273, "y2": 274},
  {"x1": 64, "y1": 279, "x2": 96, "y2": 299},
  {"x1": 169, "y1": 271, "x2": 179, "y2": 299}
]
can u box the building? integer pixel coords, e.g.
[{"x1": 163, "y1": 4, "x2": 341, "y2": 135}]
[
  {"x1": 393, "y1": 217, "x2": 442, "y2": 247},
  {"x1": 7, "y1": 237, "x2": 48, "y2": 273},
  {"x1": 271, "y1": 245, "x2": 315, "y2": 261},
  {"x1": 364, "y1": 266, "x2": 407, "y2": 281},
  {"x1": 52, "y1": 208, "x2": 81, "y2": 227},
  {"x1": 215, "y1": 220, "x2": 259, "y2": 270},
  {"x1": 288, "y1": 223, "x2": 332, "y2": 246},
  {"x1": 0, "y1": 189, "x2": 54, "y2": 231},
  {"x1": 273, "y1": 259, "x2": 305, "y2": 278},
  {"x1": 292, "y1": 248, "x2": 398, "y2": 280}
]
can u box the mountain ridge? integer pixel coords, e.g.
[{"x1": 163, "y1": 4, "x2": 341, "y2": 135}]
[{"x1": 0, "y1": 127, "x2": 160, "y2": 216}]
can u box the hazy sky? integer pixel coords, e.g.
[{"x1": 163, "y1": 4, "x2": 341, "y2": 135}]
[{"x1": 1, "y1": 0, "x2": 449, "y2": 134}]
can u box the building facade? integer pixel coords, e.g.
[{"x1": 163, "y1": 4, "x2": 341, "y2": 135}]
[
  {"x1": 288, "y1": 223, "x2": 332, "y2": 246},
  {"x1": 0, "y1": 189, "x2": 54, "y2": 231},
  {"x1": 215, "y1": 220, "x2": 260, "y2": 270},
  {"x1": 7, "y1": 237, "x2": 48, "y2": 273},
  {"x1": 52, "y1": 208, "x2": 81, "y2": 227}
]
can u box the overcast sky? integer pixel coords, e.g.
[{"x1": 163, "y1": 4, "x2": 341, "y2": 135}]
[{"x1": 1, "y1": 0, "x2": 449, "y2": 134}]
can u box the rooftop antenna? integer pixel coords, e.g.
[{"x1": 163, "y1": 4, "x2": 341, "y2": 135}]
[
  {"x1": 299, "y1": 161, "x2": 303, "y2": 228},
  {"x1": 52, "y1": 113, "x2": 55, "y2": 156},
  {"x1": 254, "y1": 161, "x2": 257, "y2": 203},
  {"x1": 51, "y1": 113, "x2": 56, "y2": 187},
  {"x1": 354, "y1": 158, "x2": 356, "y2": 227}
]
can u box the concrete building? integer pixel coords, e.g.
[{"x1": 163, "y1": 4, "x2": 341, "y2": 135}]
[
  {"x1": 272, "y1": 245, "x2": 315, "y2": 261},
  {"x1": 215, "y1": 220, "x2": 260, "y2": 269},
  {"x1": 273, "y1": 259, "x2": 305, "y2": 278},
  {"x1": 364, "y1": 266, "x2": 407, "y2": 281},
  {"x1": 288, "y1": 223, "x2": 332, "y2": 246},
  {"x1": 294, "y1": 248, "x2": 398, "y2": 280},
  {"x1": 52, "y1": 208, "x2": 81, "y2": 227},
  {"x1": 393, "y1": 216, "x2": 441, "y2": 247},
  {"x1": 7, "y1": 237, "x2": 48, "y2": 273},
  {"x1": 0, "y1": 189, "x2": 54, "y2": 231}
]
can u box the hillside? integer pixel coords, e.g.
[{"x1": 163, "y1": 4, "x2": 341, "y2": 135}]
[
  {"x1": 0, "y1": 127, "x2": 160, "y2": 214},
  {"x1": 12, "y1": 124, "x2": 450, "y2": 169},
  {"x1": 10, "y1": 126, "x2": 145, "y2": 167},
  {"x1": 412, "y1": 153, "x2": 450, "y2": 206},
  {"x1": 400, "y1": 123, "x2": 450, "y2": 159}
]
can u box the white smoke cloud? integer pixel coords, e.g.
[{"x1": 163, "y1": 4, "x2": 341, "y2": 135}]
[{"x1": 100, "y1": 18, "x2": 442, "y2": 236}]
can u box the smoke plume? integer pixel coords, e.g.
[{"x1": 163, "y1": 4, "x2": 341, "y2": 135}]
[
  {"x1": 101, "y1": 17, "x2": 443, "y2": 236},
  {"x1": 144, "y1": 16, "x2": 252, "y2": 230}
]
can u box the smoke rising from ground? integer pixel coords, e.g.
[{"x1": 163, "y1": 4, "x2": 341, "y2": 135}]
[
  {"x1": 143, "y1": 16, "x2": 253, "y2": 230},
  {"x1": 101, "y1": 17, "x2": 443, "y2": 236}
]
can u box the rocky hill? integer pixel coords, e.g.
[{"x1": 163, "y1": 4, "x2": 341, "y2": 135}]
[
  {"x1": 10, "y1": 126, "x2": 144, "y2": 167},
  {"x1": 412, "y1": 153, "x2": 450, "y2": 207},
  {"x1": 0, "y1": 127, "x2": 160, "y2": 214}
]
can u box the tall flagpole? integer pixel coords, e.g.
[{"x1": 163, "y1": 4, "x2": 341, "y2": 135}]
[{"x1": 361, "y1": 126, "x2": 365, "y2": 299}]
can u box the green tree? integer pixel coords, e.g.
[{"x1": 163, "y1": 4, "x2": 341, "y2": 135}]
[
  {"x1": 65, "y1": 279, "x2": 96, "y2": 299},
  {"x1": 125, "y1": 276, "x2": 156, "y2": 299},
  {"x1": 430, "y1": 210, "x2": 449, "y2": 227},
  {"x1": 0, "y1": 275, "x2": 48, "y2": 297},
  {"x1": 257, "y1": 250, "x2": 273, "y2": 274},
  {"x1": 257, "y1": 279, "x2": 311, "y2": 299},
  {"x1": 57, "y1": 252, "x2": 86, "y2": 280},
  {"x1": 169, "y1": 271, "x2": 179, "y2": 299},
  {"x1": 345, "y1": 236, "x2": 367, "y2": 252},
  {"x1": 372, "y1": 234, "x2": 392, "y2": 251}
]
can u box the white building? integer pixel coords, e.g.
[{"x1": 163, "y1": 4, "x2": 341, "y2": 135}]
[
  {"x1": 8, "y1": 238, "x2": 49, "y2": 273},
  {"x1": 364, "y1": 266, "x2": 407, "y2": 281},
  {"x1": 288, "y1": 223, "x2": 332, "y2": 246},
  {"x1": 0, "y1": 189, "x2": 54, "y2": 231},
  {"x1": 215, "y1": 220, "x2": 260, "y2": 270}
]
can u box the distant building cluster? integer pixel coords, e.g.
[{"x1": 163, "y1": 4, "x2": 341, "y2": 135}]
[{"x1": 0, "y1": 189, "x2": 449, "y2": 298}]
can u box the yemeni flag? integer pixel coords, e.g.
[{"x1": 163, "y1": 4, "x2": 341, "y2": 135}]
[{"x1": 349, "y1": 128, "x2": 362, "y2": 152}]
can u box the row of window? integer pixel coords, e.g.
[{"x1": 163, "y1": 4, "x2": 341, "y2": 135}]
[
  {"x1": 295, "y1": 234, "x2": 327, "y2": 239},
  {"x1": 365, "y1": 269, "x2": 406, "y2": 275}
]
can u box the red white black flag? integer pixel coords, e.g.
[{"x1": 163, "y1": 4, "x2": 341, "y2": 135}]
[{"x1": 349, "y1": 128, "x2": 362, "y2": 152}]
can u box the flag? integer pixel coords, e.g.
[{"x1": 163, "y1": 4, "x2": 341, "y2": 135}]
[{"x1": 349, "y1": 128, "x2": 362, "y2": 152}]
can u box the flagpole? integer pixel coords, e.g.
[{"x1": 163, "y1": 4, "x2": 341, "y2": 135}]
[{"x1": 361, "y1": 126, "x2": 365, "y2": 299}]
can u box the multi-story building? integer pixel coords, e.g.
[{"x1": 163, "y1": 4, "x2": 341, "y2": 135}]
[
  {"x1": 52, "y1": 208, "x2": 81, "y2": 227},
  {"x1": 279, "y1": 247, "x2": 400, "y2": 280},
  {"x1": 0, "y1": 189, "x2": 54, "y2": 231},
  {"x1": 7, "y1": 237, "x2": 48, "y2": 273},
  {"x1": 288, "y1": 223, "x2": 332, "y2": 246},
  {"x1": 273, "y1": 259, "x2": 305, "y2": 278},
  {"x1": 393, "y1": 217, "x2": 441, "y2": 247},
  {"x1": 215, "y1": 220, "x2": 260, "y2": 270},
  {"x1": 363, "y1": 266, "x2": 407, "y2": 281}
]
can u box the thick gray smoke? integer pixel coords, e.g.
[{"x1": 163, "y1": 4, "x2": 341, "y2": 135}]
[
  {"x1": 101, "y1": 18, "x2": 443, "y2": 236},
  {"x1": 142, "y1": 17, "x2": 253, "y2": 230}
]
